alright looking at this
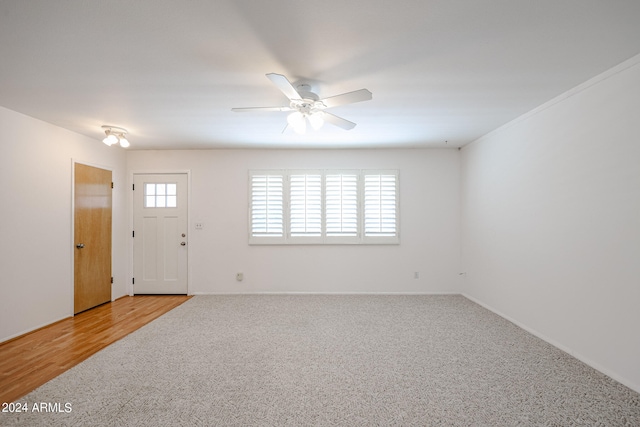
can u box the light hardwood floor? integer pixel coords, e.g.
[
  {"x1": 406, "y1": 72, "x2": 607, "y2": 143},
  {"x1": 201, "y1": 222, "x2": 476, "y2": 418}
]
[{"x1": 0, "y1": 295, "x2": 191, "y2": 404}]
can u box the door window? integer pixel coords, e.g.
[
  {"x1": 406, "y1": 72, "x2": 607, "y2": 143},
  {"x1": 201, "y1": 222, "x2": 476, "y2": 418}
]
[{"x1": 144, "y1": 183, "x2": 177, "y2": 208}]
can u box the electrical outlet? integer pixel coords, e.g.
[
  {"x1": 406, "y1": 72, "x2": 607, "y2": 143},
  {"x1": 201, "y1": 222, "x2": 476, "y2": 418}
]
[
  {"x1": 236, "y1": 272, "x2": 243, "y2": 281},
  {"x1": 195, "y1": 222, "x2": 204, "y2": 230}
]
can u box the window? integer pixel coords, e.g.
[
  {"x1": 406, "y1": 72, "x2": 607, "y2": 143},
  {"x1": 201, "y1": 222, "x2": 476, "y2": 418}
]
[
  {"x1": 326, "y1": 173, "x2": 358, "y2": 238},
  {"x1": 290, "y1": 172, "x2": 322, "y2": 237},
  {"x1": 250, "y1": 174, "x2": 284, "y2": 239},
  {"x1": 144, "y1": 183, "x2": 177, "y2": 208},
  {"x1": 249, "y1": 170, "x2": 399, "y2": 244},
  {"x1": 364, "y1": 174, "x2": 397, "y2": 237}
]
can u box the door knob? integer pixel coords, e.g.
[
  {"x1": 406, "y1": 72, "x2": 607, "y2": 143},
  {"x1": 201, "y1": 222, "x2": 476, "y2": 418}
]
[
  {"x1": 180, "y1": 242, "x2": 186, "y2": 246},
  {"x1": 76, "y1": 243, "x2": 85, "y2": 249}
]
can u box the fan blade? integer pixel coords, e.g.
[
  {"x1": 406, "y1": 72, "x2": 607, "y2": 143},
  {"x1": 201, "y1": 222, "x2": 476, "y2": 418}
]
[
  {"x1": 231, "y1": 106, "x2": 292, "y2": 112},
  {"x1": 323, "y1": 112, "x2": 357, "y2": 130},
  {"x1": 320, "y1": 89, "x2": 372, "y2": 108},
  {"x1": 266, "y1": 73, "x2": 302, "y2": 100}
]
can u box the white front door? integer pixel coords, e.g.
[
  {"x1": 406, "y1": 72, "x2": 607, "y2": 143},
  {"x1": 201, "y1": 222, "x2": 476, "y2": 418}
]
[{"x1": 133, "y1": 173, "x2": 188, "y2": 294}]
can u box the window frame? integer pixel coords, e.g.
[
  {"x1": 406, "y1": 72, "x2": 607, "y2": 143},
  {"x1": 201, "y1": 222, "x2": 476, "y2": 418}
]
[{"x1": 248, "y1": 169, "x2": 399, "y2": 245}]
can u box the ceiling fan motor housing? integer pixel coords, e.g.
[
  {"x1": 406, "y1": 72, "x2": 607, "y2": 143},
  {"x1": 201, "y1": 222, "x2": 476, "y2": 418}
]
[
  {"x1": 291, "y1": 84, "x2": 324, "y2": 115},
  {"x1": 295, "y1": 84, "x2": 317, "y2": 100}
]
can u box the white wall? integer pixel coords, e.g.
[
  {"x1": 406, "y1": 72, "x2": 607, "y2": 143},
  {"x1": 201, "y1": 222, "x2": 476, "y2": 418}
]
[
  {"x1": 127, "y1": 148, "x2": 461, "y2": 294},
  {"x1": 2, "y1": 55, "x2": 637, "y2": 395},
  {"x1": 460, "y1": 57, "x2": 640, "y2": 392},
  {"x1": 0, "y1": 107, "x2": 128, "y2": 343}
]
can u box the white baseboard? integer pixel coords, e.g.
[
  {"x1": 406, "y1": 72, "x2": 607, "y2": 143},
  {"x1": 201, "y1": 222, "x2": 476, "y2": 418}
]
[
  {"x1": 190, "y1": 291, "x2": 460, "y2": 296},
  {"x1": 0, "y1": 315, "x2": 72, "y2": 344},
  {"x1": 461, "y1": 293, "x2": 640, "y2": 395}
]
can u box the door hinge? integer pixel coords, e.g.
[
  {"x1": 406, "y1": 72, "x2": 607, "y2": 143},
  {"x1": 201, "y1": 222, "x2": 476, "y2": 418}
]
[
  {"x1": 111, "y1": 277, "x2": 114, "y2": 284},
  {"x1": 111, "y1": 182, "x2": 114, "y2": 189},
  {"x1": 132, "y1": 278, "x2": 135, "y2": 284},
  {"x1": 132, "y1": 184, "x2": 135, "y2": 191},
  {"x1": 132, "y1": 230, "x2": 135, "y2": 238}
]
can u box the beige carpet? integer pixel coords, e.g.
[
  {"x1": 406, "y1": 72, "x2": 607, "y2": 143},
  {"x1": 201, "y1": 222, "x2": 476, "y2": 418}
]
[{"x1": 2, "y1": 295, "x2": 639, "y2": 426}]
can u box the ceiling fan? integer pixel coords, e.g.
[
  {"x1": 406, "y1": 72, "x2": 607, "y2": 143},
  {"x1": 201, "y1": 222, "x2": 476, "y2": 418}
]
[{"x1": 232, "y1": 73, "x2": 372, "y2": 134}]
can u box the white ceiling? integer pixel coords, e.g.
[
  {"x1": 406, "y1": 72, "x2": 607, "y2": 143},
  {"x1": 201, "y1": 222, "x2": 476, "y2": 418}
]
[{"x1": 1, "y1": 0, "x2": 640, "y2": 150}]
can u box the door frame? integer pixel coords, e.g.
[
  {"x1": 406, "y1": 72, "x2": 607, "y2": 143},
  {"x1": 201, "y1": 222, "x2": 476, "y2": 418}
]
[
  {"x1": 129, "y1": 170, "x2": 191, "y2": 296},
  {"x1": 70, "y1": 159, "x2": 114, "y2": 316}
]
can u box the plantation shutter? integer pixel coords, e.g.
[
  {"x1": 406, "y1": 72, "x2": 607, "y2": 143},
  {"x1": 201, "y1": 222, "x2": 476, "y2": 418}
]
[
  {"x1": 325, "y1": 173, "x2": 358, "y2": 237},
  {"x1": 250, "y1": 173, "x2": 284, "y2": 239},
  {"x1": 249, "y1": 169, "x2": 398, "y2": 244},
  {"x1": 364, "y1": 172, "x2": 398, "y2": 238},
  {"x1": 289, "y1": 173, "x2": 322, "y2": 237}
]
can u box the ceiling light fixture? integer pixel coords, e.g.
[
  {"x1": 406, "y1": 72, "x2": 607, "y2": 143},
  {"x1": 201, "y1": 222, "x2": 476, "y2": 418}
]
[
  {"x1": 286, "y1": 110, "x2": 326, "y2": 135},
  {"x1": 287, "y1": 111, "x2": 307, "y2": 134},
  {"x1": 285, "y1": 84, "x2": 325, "y2": 134},
  {"x1": 307, "y1": 112, "x2": 324, "y2": 131},
  {"x1": 102, "y1": 125, "x2": 130, "y2": 147}
]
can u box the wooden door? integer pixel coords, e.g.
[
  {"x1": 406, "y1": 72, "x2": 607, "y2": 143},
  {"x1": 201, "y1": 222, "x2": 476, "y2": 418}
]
[
  {"x1": 74, "y1": 163, "x2": 112, "y2": 314},
  {"x1": 133, "y1": 173, "x2": 188, "y2": 294}
]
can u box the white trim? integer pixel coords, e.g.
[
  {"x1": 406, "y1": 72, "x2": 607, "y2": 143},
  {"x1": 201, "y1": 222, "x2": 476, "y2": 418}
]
[
  {"x1": 130, "y1": 170, "x2": 192, "y2": 296},
  {"x1": 70, "y1": 159, "x2": 115, "y2": 316},
  {"x1": 466, "y1": 52, "x2": 640, "y2": 149},
  {"x1": 191, "y1": 291, "x2": 460, "y2": 296},
  {"x1": 461, "y1": 293, "x2": 640, "y2": 394},
  {"x1": 0, "y1": 315, "x2": 73, "y2": 344}
]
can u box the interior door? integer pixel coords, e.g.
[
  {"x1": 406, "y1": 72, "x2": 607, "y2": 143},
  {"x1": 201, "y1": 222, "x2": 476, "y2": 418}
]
[
  {"x1": 74, "y1": 163, "x2": 112, "y2": 314},
  {"x1": 133, "y1": 173, "x2": 188, "y2": 294}
]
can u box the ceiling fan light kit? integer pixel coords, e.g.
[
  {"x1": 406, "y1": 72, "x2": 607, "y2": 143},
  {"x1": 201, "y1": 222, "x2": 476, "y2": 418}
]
[
  {"x1": 307, "y1": 112, "x2": 325, "y2": 131},
  {"x1": 287, "y1": 111, "x2": 307, "y2": 134},
  {"x1": 232, "y1": 73, "x2": 372, "y2": 134},
  {"x1": 101, "y1": 125, "x2": 130, "y2": 148}
]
